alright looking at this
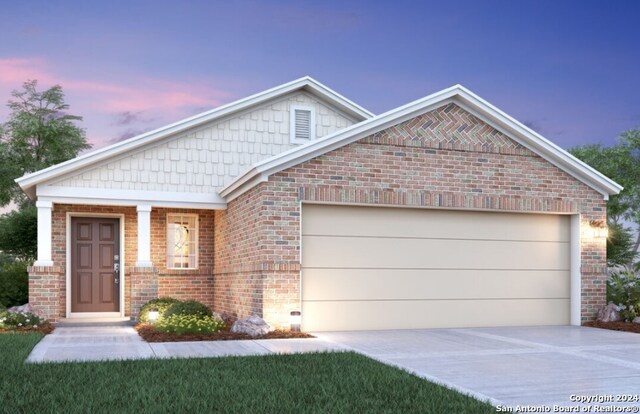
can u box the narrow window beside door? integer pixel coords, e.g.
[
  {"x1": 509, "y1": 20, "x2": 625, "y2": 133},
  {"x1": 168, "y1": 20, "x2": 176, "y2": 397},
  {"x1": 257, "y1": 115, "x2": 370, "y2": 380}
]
[{"x1": 167, "y1": 213, "x2": 198, "y2": 269}]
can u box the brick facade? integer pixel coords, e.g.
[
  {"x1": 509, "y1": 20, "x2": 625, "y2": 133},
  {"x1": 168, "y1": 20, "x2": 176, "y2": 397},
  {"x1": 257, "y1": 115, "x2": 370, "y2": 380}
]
[
  {"x1": 213, "y1": 103, "x2": 607, "y2": 328},
  {"x1": 30, "y1": 103, "x2": 608, "y2": 328},
  {"x1": 30, "y1": 204, "x2": 215, "y2": 321}
]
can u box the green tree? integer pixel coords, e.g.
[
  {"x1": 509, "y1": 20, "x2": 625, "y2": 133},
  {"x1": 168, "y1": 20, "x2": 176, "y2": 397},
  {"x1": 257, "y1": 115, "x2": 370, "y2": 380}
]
[
  {"x1": 606, "y1": 223, "x2": 638, "y2": 267},
  {"x1": 0, "y1": 206, "x2": 37, "y2": 260},
  {"x1": 0, "y1": 80, "x2": 91, "y2": 207},
  {"x1": 570, "y1": 130, "x2": 640, "y2": 267},
  {"x1": 0, "y1": 80, "x2": 90, "y2": 270}
]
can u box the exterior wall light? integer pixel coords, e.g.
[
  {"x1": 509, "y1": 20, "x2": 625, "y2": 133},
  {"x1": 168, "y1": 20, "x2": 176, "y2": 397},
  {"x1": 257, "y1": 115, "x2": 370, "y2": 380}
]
[
  {"x1": 290, "y1": 311, "x2": 301, "y2": 332},
  {"x1": 148, "y1": 308, "x2": 159, "y2": 323},
  {"x1": 589, "y1": 220, "x2": 608, "y2": 239}
]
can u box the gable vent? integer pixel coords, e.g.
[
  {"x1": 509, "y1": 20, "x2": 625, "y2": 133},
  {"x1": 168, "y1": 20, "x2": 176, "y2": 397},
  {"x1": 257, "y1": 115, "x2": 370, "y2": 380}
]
[
  {"x1": 295, "y1": 110, "x2": 311, "y2": 140},
  {"x1": 291, "y1": 106, "x2": 316, "y2": 143}
]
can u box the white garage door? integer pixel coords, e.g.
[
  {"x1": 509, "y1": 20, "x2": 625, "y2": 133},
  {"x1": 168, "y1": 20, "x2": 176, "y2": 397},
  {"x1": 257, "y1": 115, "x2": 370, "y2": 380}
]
[{"x1": 301, "y1": 204, "x2": 571, "y2": 331}]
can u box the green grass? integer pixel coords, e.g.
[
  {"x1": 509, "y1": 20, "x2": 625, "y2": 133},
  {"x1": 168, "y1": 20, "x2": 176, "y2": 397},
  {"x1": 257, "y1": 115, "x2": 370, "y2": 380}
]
[{"x1": 0, "y1": 333, "x2": 494, "y2": 414}]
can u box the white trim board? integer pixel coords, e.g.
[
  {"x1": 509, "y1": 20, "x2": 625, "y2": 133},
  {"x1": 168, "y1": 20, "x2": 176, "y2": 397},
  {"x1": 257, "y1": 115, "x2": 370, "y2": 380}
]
[
  {"x1": 16, "y1": 76, "x2": 373, "y2": 197},
  {"x1": 66, "y1": 212, "x2": 126, "y2": 319},
  {"x1": 37, "y1": 186, "x2": 227, "y2": 209},
  {"x1": 221, "y1": 85, "x2": 622, "y2": 201}
]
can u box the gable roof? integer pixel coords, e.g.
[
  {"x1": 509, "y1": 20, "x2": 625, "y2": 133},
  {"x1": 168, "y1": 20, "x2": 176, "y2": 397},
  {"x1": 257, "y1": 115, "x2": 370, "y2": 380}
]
[
  {"x1": 220, "y1": 84, "x2": 623, "y2": 201},
  {"x1": 16, "y1": 76, "x2": 374, "y2": 198}
]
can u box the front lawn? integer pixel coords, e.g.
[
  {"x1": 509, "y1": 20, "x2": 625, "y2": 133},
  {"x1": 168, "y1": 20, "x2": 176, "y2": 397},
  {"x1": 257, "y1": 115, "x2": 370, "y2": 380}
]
[{"x1": 0, "y1": 333, "x2": 494, "y2": 413}]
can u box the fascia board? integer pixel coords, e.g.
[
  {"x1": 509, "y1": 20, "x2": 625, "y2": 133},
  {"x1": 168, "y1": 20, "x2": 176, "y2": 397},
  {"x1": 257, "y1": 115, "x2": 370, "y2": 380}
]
[
  {"x1": 222, "y1": 84, "x2": 623, "y2": 201},
  {"x1": 37, "y1": 185, "x2": 227, "y2": 209},
  {"x1": 16, "y1": 76, "x2": 373, "y2": 191}
]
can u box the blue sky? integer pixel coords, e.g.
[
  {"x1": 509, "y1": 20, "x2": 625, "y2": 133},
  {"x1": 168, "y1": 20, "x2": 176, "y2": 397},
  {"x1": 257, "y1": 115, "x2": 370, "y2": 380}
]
[{"x1": 0, "y1": 0, "x2": 638, "y2": 150}]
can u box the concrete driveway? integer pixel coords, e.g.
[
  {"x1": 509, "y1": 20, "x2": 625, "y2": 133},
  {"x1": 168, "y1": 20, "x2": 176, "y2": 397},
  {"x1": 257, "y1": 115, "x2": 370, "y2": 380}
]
[{"x1": 316, "y1": 326, "x2": 640, "y2": 409}]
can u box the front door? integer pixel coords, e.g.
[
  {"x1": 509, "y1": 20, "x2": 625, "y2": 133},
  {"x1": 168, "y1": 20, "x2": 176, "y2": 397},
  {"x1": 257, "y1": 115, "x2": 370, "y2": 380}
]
[{"x1": 71, "y1": 217, "x2": 120, "y2": 313}]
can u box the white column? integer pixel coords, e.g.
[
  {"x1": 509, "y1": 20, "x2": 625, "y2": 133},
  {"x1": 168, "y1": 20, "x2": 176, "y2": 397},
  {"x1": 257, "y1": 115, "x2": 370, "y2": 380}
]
[
  {"x1": 34, "y1": 200, "x2": 54, "y2": 267},
  {"x1": 136, "y1": 204, "x2": 153, "y2": 268},
  {"x1": 570, "y1": 214, "x2": 582, "y2": 326}
]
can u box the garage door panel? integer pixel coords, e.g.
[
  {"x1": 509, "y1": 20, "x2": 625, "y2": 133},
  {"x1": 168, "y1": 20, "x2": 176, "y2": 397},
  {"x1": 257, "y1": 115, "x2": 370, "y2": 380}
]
[
  {"x1": 301, "y1": 204, "x2": 571, "y2": 331},
  {"x1": 302, "y1": 204, "x2": 570, "y2": 242},
  {"x1": 302, "y1": 269, "x2": 570, "y2": 301},
  {"x1": 302, "y1": 299, "x2": 570, "y2": 331},
  {"x1": 302, "y1": 236, "x2": 569, "y2": 270}
]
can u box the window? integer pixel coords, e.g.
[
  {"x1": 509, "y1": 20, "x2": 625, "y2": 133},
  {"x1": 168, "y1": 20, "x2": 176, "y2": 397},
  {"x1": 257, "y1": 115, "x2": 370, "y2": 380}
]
[
  {"x1": 290, "y1": 105, "x2": 316, "y2": 144},
  {"x1": 167, "y1": 214, "x2": 198, "y2": 269}
]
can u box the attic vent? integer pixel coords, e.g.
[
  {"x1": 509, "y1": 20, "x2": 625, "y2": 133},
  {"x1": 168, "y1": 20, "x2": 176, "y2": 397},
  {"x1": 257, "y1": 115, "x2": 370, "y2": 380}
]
[{"x1": 290, "y1": 106, "x2": 316, "y2": 143}]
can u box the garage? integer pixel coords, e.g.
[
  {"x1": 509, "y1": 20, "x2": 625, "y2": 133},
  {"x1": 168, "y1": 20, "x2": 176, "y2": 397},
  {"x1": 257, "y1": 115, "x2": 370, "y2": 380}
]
[{"x1": 301, "y1": 204, "x2": 571, "y2": 331}]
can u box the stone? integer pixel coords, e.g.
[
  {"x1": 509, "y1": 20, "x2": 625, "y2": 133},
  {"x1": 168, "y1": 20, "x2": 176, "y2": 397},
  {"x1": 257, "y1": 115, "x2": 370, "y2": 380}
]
[
  {"x1": 231, "y1": 314, "x2": 274, "y2": 337},
  {"x1": 7, "y1": 303, "x2": 45, "y2": 318},
  {"x1": 596, "y1": 304, "x2": 621, "y2": 323},
  {"x1": 633, "y1": 317, "x2": 640, "y2": 324}
]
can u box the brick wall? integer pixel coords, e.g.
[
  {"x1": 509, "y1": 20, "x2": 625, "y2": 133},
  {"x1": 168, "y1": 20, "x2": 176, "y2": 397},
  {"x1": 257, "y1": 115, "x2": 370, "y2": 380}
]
[
  {"x1": 31, "y1": 102, "x2": 609, "y2": 326},
  {"x1": 215, "y1": 103, "x2": 607, "y2": 328},
  {"x1": 213, "y1": 186, "x2": 264, "y2": 320},
  {"x1": 30, "y1": 204, "x2": 215, "y2": 320}
]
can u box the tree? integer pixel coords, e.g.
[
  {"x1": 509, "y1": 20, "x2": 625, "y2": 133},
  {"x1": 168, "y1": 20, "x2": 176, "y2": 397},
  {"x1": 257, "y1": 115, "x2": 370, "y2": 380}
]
[
  {"x1": 0, "y1": 80, "x2": 91, "y2": 207},
  {"x1": 607, "y1": 223, "x2": 638, "y2": 267},
  {"x1": 0, "y1": 206, "x2": 37, "y2": 260},
  {"x1": 0, "y1": 80, "x2": 90, "y2": 267},
  {"x1": 570, "y1": 130, "x2": 640, "y2": 268}
]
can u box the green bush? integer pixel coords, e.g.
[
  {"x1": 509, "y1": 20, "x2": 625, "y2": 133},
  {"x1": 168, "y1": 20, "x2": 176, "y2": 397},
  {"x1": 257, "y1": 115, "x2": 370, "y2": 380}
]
[
  {"x1": 155, "y1": 314, "x2": 224, "y2": 335},
  {"x1": 138, "y1": 297, "x2": 180, "y2": 323},
  {"x1": 607, "y1": 271, "x2": 640, "y2": 320},
  {"x1": 0, "y1": 260, "x2": 29, "y2": 308},
  {"x1": 0, "y1": 310, "x2": 44, "y2": 329},
  {"x1": 164, "y1": 300, "x2": 212, "y2": 319}
]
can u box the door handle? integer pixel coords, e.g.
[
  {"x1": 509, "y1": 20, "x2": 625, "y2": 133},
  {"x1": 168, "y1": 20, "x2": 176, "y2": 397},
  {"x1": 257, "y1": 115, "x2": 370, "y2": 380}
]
[{"x1": 114, "y1": 263, "x2": 120, "y2": 273}]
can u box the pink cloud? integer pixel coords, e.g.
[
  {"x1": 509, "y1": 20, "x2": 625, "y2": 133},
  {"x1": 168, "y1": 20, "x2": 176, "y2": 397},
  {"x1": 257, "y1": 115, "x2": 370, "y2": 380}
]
[{"x1": 0, "y1": 57, "x2": 236, "y2": 148}]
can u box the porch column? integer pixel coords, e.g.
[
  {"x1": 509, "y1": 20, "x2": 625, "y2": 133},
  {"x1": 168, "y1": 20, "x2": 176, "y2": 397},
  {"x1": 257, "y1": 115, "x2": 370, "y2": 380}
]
[
  {"x1": 34, "y1": 200, "x2": 54, "y2": 267},
  {"x1": 136, "y1": 204, "x2": 153, "y2": 267}
]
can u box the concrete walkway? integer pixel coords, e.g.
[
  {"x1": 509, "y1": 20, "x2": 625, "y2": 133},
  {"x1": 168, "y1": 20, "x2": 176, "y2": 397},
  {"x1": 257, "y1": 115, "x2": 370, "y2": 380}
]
[
  {"x1": 27, "y1": 324, "x2": 640, "y2": 409},
  {"x1": 317, "y1": 326, "x2": 640, "y2": 409},
  {"x1": 26, "y1": 325, "x2": 345, "y2": 363}
]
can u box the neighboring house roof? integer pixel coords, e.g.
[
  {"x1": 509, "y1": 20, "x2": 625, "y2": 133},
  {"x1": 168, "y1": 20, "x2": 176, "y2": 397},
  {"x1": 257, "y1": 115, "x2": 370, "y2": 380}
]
[
  {"x1": 16, "y1": 76, "x2": 373, "y2": 198},
  {"x1": 221, "y1": 84, "x2": 623, "y2": 201}
]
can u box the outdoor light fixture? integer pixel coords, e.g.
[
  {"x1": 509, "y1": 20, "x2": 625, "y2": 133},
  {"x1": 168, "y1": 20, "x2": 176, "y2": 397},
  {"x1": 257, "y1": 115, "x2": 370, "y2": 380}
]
[
  {"x1": 589, "y1": 220, "x2": 608, "y2": 239},
  {"x1": 290, "y1": 311, "x2": 301, "y2": 332},
  {"x1": 148, "y1": 308, "x2": 159, "y2": 323}
]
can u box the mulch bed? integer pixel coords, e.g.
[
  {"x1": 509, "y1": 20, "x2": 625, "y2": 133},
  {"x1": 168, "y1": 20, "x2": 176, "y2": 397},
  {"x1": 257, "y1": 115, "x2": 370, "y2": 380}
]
[
  {"x1": 584, "y1": 320, "x2": 640, "y2": 334},
  {"x1": 135, "y1": 323, "x2": 314, "y2": 342},
  {"x1": 0, "y1": 323, "x2": 55, "y2": 335}
]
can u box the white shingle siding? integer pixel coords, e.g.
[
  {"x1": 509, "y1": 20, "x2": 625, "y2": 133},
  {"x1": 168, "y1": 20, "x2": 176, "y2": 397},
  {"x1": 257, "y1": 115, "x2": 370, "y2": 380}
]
[{"x1": 50, "y1": 92, "x2": 356, "y2": 193}]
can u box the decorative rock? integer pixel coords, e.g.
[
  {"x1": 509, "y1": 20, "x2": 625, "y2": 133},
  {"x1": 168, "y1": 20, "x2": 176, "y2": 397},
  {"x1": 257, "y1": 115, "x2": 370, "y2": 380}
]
[
  {"x1": 7, "y1": 303, "x2": 45, "y2": 318},
  {"x1": 633, "y1": 317, "x2": 640, "y2": 325},
  {"x1": 597, "y1": 304, "x2": 621, "y2": 323},
  {"x1": 231, "y1": 314, "x2": 274, "y2": 337}
]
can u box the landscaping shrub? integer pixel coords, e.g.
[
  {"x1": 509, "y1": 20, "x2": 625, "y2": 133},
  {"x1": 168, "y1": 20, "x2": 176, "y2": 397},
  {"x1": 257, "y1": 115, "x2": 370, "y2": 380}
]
[
  {"x1": 164, "y1": 300, "x2": 212, "y2": 319},
  {"x1": 0, "y1": 260, "x2": 29, "y2": 308},
  {"x1": 155, "y1": 314, "x2": 225, "y2": 335},
  {"x1": 607, "y1": 271, "x2": 640, "y2": 320},
  {"x1": 0, "y1": 310, "x2": 44, "y2": 329},
  {"x1": 138, "y1": 297, "x2": 180, "y2": 323}
]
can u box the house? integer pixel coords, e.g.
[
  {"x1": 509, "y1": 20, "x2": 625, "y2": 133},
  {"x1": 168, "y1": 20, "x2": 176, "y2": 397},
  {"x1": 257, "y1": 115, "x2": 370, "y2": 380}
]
[{"x1": 16, "y1": 77, "x2": 621, "y2": 331}]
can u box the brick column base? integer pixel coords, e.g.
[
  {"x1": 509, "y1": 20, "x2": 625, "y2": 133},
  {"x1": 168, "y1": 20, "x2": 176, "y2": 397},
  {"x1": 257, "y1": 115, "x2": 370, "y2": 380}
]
[
  {"x1": 27, "y1": 266, "x2": 64, "y2": 322},
  {"x1": 129, "y1": 267, "x2": 159, "y2": 319}
]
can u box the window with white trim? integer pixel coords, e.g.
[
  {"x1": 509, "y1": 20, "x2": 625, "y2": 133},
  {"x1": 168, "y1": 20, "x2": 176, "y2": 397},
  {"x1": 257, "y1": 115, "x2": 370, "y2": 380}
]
[
  {"x1": 290, "y1": 105, "x2": 316, "y2": 144},
  {"x1": 166, "y1": 214, "x2": 198, "y2": 269}
]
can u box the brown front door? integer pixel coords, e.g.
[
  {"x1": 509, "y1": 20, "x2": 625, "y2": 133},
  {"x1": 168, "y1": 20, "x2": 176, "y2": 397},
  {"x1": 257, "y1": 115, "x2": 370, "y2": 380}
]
[{"x1": 71, "y1": 217, "x2": 120, "y2": 313}]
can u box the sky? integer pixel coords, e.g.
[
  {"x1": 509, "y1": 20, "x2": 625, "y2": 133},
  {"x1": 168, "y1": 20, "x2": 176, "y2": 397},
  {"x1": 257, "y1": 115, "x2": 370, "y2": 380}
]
[{"x1": 0, "y1": 0, "x2": 639, "y2": 152}]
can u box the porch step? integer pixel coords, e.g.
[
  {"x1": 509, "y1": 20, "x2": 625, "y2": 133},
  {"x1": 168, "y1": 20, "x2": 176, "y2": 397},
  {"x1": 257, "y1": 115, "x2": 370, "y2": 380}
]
[{"x1": 55, "y1": 317, "x2": 135, "y2": 327}]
